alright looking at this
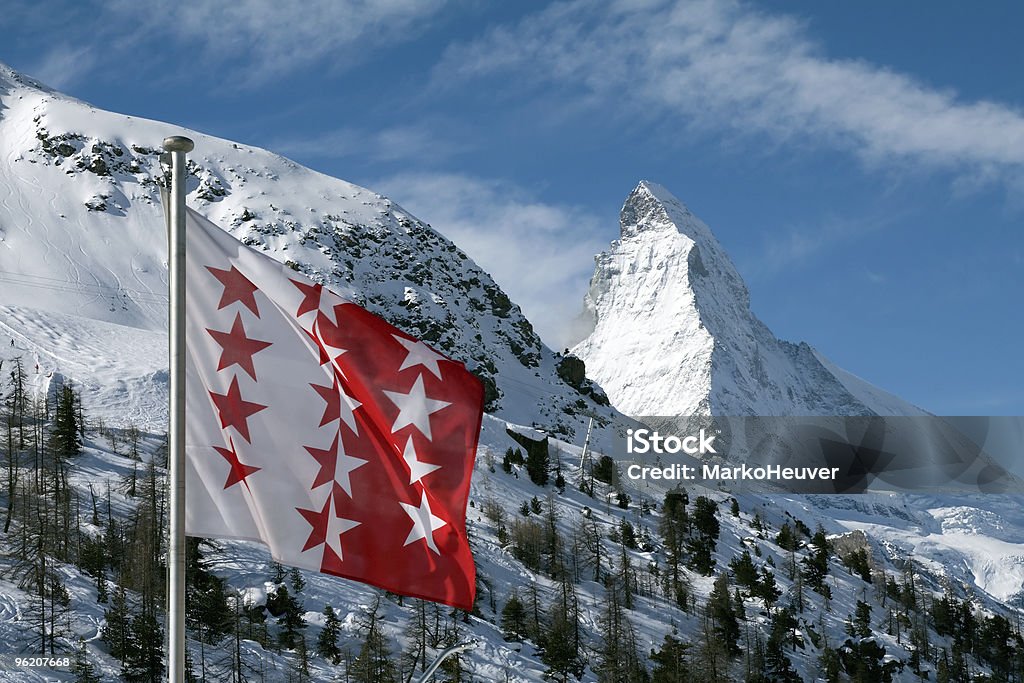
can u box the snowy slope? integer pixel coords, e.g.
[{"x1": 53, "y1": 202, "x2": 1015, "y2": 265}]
[{"x1": 572, "y1": 180, "x2": 927, "y2": 417}]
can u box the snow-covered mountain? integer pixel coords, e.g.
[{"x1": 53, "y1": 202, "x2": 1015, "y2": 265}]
[
  {"x1": 0, "y1": 62, "x2": 617, "y2": 443},
  {"x1": 572, "y1": 181, "x2": 926, "y2": 417},
  {"x1": 3, "y1": 62, "x2": 1024, "y2": 683}
]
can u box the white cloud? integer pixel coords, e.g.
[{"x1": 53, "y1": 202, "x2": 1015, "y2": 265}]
[
  {"x1": 30, "y1": 45, "x2": 97, "y2": 90},
  {"x1": 738, "y1": 210, "x2": 903, "y2": 281},
  {"x1": 436, "y1": 0, "x2": 1024, "y2": 189},
  {"x1": 272, "y1": 124, "x2": 465, "y2": 164},
  {"x1": 111, "y1": 0, "x2": 448, "y2": 84},
  {"x1": 374, "y1": 173, "x2": 609, "y2": 349}
]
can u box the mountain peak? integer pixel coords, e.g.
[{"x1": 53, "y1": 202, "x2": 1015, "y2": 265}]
[
  {"x1": 620, "y1": 179, "x2": 711, "y2": 244},
  {"x1": 0, "y1": 61, "x2": 54, "y2": 94},
  {"x1": 573, "y1": 181, "x2": 924, "y2": 417}
]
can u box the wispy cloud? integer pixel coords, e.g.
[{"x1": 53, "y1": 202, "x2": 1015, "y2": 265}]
[
  {"x1": 865, "y1": 270, "x2": 887, "y2": 285},
  {"x1": 742, "y1": 212, "x2": 898, "y2": 280},
  {"x1": 28, "y1": 45, "x2": 97, "y2": 90},
  {"x1": 272, "y1": 124, "x2": 466, "y2": 164},
  {"x1": 374, "y1": 173, "x2": 608, "y2": 349},
  {"x1": 436, "y1": 0, "x2": 1024, "y2": 191},
  {"x1": 139, "y1": 0, "x2": 447, "y2": 84},
  {"x1": 26, "y1": 0, "x2": 450, "y2": 88}
]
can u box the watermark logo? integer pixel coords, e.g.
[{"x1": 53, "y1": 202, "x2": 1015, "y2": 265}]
[{"x1": 626, "y1": 428, "x2": 717, "y2": 455}]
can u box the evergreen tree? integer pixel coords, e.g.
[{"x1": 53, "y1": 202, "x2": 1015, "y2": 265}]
[
  {"x1": 687, "y1": 497, "x2": 719, "y2": 576},
  {"x1": 185, "y1": 538, "x2": 231, "y2": 644},
  {"x1": 501, "y1": 592, "x2": 528, "y2": 642},
  {"x1": 775, "y1": 523, "x2": 798, "y2": 552},
  {"x1": 269, "y1": 584, "x2": 306, "y2": 650},
  {"x1": 801, "y1": 526, "x2": 831, "y2": 593},
  {"x1": 651, "y1": 632, "x2": 689, "y2": 683},
  {"x1": 818, "y1": 646, "x2": 840, "y2": 683},
  {"x1": 842, "y1": 548, "x2": 872, "y2": 583},
  {"x1": 763, "y1": 609, "x2": 801, "y2": 681},
  {"x1": 849, "y1": 600, "x2": 872, "y2": 639},
  {"x1": 660, "y1": 489, "x2": 690, "y2": 608},
  {"x1": 102, "y1": 585, "x2": 132, "y2": 664},
  {"x1": 593, "y1": 455, "x2": 615, "y2": 484},
  {"x1": 838, "y1": 637, "x2": 901, "y2": 683},
  {"x1": 752, "y1": 567, "x2": 780, "y2": 608},
  {"x1": 707, "y1": 574, "x2": 740, "y2": 657},
  {"x1": 729, "y1": 550, "x2": 759, "y2": 590},
  {"x1": 317, "y1": 604, "x2": 343, "y2": 664},
  {"x1": 72, "y1": 638, "x2": 102, "y2": 683},
  {"x1": 123, "y1": 609, "x2": 165, "y2": 683},
  {"x1": 526, "y1": 443, "x2": 550, "y2": 486},
  {"x1": 51, "y1": 384, "x2": 82, "y2": 458},
  {"x1": 289, "y1": 565, "x2": 306, "y2": 593}
]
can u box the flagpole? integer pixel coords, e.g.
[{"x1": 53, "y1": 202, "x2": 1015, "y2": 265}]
[
  {"x1": 417, "y1": 640, "x2": 478, "y2": 683},
  {"x1": 163, "y1": 134, "x2": 193, "y2": 683}
]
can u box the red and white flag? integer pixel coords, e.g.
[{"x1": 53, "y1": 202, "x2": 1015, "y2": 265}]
[{"x1": 183, "y1": 208, "x2": 483, "y2": 610}]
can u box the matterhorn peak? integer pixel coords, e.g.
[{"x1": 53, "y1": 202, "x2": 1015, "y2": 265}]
[
  {"x1": 621, "y1": 180, "x2": 706, "y2": 240},
  {"x1": 572, "y1": 181, "x2": 924, "y2": 417}
]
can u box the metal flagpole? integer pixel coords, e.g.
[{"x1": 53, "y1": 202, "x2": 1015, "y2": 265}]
[
  {"x1": 417, "y1": 640, "x2": 478, "y2": 683},
  {"x1": 163, "y1": 134, "x2": 193, "y2": 683}
]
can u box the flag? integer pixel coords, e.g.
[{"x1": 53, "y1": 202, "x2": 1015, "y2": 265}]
[{"x1": 183, "y1": 208, "x2": 483, "y2": 610}]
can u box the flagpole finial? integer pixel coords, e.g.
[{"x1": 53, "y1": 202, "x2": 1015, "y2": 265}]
[{"x1": 163, "y1": 135, "x2": 195, "y2": 152}]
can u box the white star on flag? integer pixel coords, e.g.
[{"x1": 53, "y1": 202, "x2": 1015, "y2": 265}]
[
  {"x1": 326, "y1": 510, "x2": 361, "y2": 561},
  {"x1": 400, "y1": 492, "x2": 447, "y2": 554},
  {"x1": 305, "y1": 431, "x2": 368, "y2": 498},
  {"x1": 338, "y1": 387, "x2": 361, "y2": 435},
  {"x1": 402, "y1": 437, "x2": 441, "y2": 485},
  {"x1": 319, "y1": 321, "x2": 351, "y2": 380},
  {"x1": 294, "y1": 280, "x2": 343, "y2": 327},
  {"x1": 394, "y1": 334, "x2": 447, "y2": 379},
  {"x1": 332, "y1": 444, "x2": 366, "y2": 498},
  {"x1": 383, "y1": 375, "x2": 451, "y2": 440}
]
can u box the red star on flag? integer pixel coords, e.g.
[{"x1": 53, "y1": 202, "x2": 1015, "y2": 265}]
[
  {"x1": 209, "y1": 376, "x2": 267, "y2": 443},
  {"x1": 304, "y1": 430, "x2": 367, "y2": 496},
  {"x1": 291, "y1": 279, "x2": 324, "y2": 318},
  {"x1": 207, "y1": 313, "x2": 273, "y2": 380},
  {"x1": 212, "y1": 438, "x2": 261, "y2": 490},
  {"x1": 208, "y1": 265, "x2": 261, "y2": 317},
  {"x1": 310, "y1": 374, "x2": 361, "y2": 433},
  {"x1": 297, "y1": 494, "x2": 360, "y2": 560}
]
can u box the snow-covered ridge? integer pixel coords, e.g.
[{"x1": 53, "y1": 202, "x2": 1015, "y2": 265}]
[
  {"x1": 573, "y1": 181, "x2": 927, "y2": 417},
  {"x1": 0, "y1": 62, "x2": 617, "y2": 439}
]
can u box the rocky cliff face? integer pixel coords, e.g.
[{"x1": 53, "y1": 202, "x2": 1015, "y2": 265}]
[{"x1": 572, "y1": 181, "x2": 925, "y2": 417}]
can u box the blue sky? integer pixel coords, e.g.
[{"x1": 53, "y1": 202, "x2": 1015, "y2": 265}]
[{"x1": 3, "y1": 0, "x2": 1022, "y2": 415}]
